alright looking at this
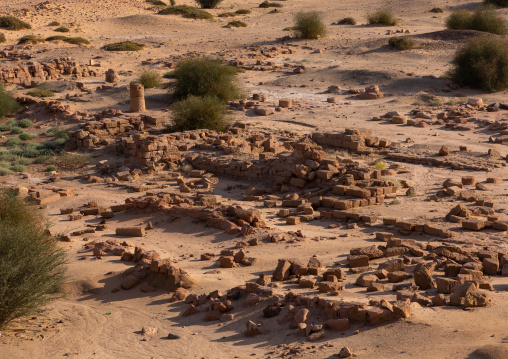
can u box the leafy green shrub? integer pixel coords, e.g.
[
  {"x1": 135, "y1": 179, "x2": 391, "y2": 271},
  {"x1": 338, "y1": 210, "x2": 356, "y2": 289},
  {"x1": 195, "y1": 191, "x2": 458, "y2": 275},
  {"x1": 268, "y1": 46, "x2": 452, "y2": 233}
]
[
  {"x1": 158, "y1": 5, "x2": 214, "y2": 20},
  {"x1": 0, "y1": 16, "x2": 31, "y2": 30},
  {"x1": 138, "y1": 69, "x2": 162, "y2": 89},
  {"x1": 10, "y1": 126, "x2": 24, "y2": 135},
  {"x1": 46, "y1": 165, "x2": 57, "y2": 172},
  {"x1": 194, "y1": 0, "x2": 223, "y2": 9},
  {"x1": 485, "y1": 0, "x2": 508, "y2": 7},
  {"x1": 219, "y1": 12, "x2": 238, "y2": 17},
  {"x1": 48, "y1": 21, "x2": 60, "y2": 26},
  {"x1": 337, "y1": 17, "x2": 356, "y2": 25},
  {"x1": 449, "y1": 36, "x2": 508, "y2": 92},
  {"x1": 0, "y1": 168, "x2": 12, "y2": 176},
  {"x1": 10, "y1": 164, "x2": 25, "y2": 172},
  {"x1": 102, "y1": 41, "x2": 145, "y2": 51},
  {"x1": 259, "y1": 1, "x2": 283, "y2": 8},
  {"x1": 34, "y1": 155, "x2": 54, "y2": 165},
  {"x1": 14, "y1": 157, "x2": 30, "y2": 166},
  {"x1": 294, "y1": 12, "x2": 326, "y2": 39},
  {"x1": 19, "y1": 133, "x2": 35, "y2": 141},
  {"x1": 388, "y1": 36, "x2": 414, "y2": 50},
  {"x1": 0, "y1": 33, "x2": 5, "y2": 43},
  {"x1": 0, "y1": 84, "x2": 21, "y2": 118},
  {"x1": 367, "y1": 9, "x2": 397, "y2": 25},
  {"x1": 27, "y1": 89, "x2": 55, "y2": 98},
  {"x1": 46, "y1": 36, "x2": 90, "y2": 45},
  {"x1": 171, "y1": 95, "x2": 229, "y2": 131},
  {"x1": 18, "y1": 35, "x2": 45, "y2": 44},
  {"x1": 431, "y1": 7, "x2": 444, "y2": 13},
  {"x1": 21, "y1": 143, "x2": 54, "y2": 158},
  {"x1": 18, "y1": 118, "x2": 33, "y2": 128},
  {"x1": 4, "y1": 137, "x2": 22, "y2": 147},
  {"x1": 226, "y1": 20, "x2": 247, "y2": 28},
  {"x1": 0, "y1": 193, "x2": 66, "y2": 328},
  {"x1": 446, "y1": 7, "x2": 507, "y2": 34},
  {"x1": 171, "y1": 57, "x2": 242, "y2": 101},
  {"x1": 235, "y1": 9, "x2": 251, "y2": 15},
  {"x1": 54, "y1": 27, "x2": 69, "y2": 32}
]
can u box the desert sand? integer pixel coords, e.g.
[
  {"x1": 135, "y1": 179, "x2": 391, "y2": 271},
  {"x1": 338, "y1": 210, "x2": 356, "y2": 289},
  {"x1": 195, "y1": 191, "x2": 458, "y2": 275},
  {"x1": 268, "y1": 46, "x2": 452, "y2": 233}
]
[{"x1": 1, "y1": 0, "x2": 508, "y2": 358}]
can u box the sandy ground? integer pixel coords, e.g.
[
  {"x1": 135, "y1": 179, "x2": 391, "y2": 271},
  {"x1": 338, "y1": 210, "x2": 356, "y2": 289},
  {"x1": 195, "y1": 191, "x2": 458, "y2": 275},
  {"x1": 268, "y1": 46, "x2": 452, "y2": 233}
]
[{"x1": 1, "y1": 0, "x2": 508, "y2": 358}]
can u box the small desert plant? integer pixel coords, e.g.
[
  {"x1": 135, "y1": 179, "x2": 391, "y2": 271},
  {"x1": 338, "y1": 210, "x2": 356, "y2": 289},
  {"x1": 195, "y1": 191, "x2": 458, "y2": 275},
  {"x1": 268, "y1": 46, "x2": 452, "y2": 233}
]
[
  {"x1": 171, "y1": 57, "x2": 243, "y2": 101},
  {"x1": 18, "y1": 35, "x2": 45, "y2": 44},
  {"x1": 194, "y1": 0, "x2": 223, "y2": 9},
  {"x1": 484, "y1": 0, "x2": 508, "y2": 7},
  {"x1": 46, "y1": 126, "x2": 69, "y2": 147},
  {"x1": 158, "y1": 5, "x2": 214, "y2": 20},
  {"x1": 54, "y1": 26, "x2": 69, "y2": 32},
  {"x1": 235, "y1": 9, "x2": 251, "y2": 15},
  {"x1": 449, "y1": 36, "x2": 508, "y2": 92},
  {"x1": 373, "y1": 161, "x2": 386, "y2": 170},
  {"x1": 18, "y1": 118, "x2": 33, "y2": 128},
  {"x1": 219, "y1": 12, "x2": 238, "y2": 17},
  {"x1": 48, "y1": 21, "x2": 60, "y2": 26},
  {"x1": 138, "y1": 69, "x2": 162, "y2": 89},
  {"x1": 19, "y1": 133, "x2": 35, "y2": 141},
  {"x1": 0, "y1": 33, "x2": 5, "y2": 43},
  {"x1": 226, "y1": 20, "x2": 247, "y2": 28},
  {"x1": 388, "y1": 36, "x2": 414, "y2": 50},
  {"x1": 55, "y1": 152, "x2": 93, "y2": 170},
  {"x1": 367, "y1": 9, "x2": 397, "y2": 26},
  {"x1": 10, "y1": 163, "x2": 26, "y2": 172},
  {"x1": 46, "y1": 36, "x2": 90, "y2": 45},
  {"x1": 103, "y1": 41, "x2": 145, "y2": 51},
  {"x1": 446, "y1": 7, "x2": 507, "y2": 35},
  {"x1": 0, "y1": 84, "x2": 21, "y2": 118},
  {"x1": 146, "y1": 0, "x2": 167, "y2": 5},
  {"x1": 294, "y1": 12, "x2": 326, "y2": 39},
  {"x1": 259, "y1": 1, "x2": 283, "y2": 8},
  {"x1": 10, "y1": 126, "x2": 25, "y2": 135},
  {"x1": 0, "y1": 193, "x2": 67, "y2": 328},
  {"x1": 46, "y1": 165, "x2": 57, "y2": 172},
  {"x1": 430, "y1": 7, "x2": 444, "y2": 13},
  {"x1": 0, "y1": 16, "x2": 31, "y2": 30},
  {"x1": 0, "y1": 168, "x2": 12, "y2": 176},
  {"x1": 337, "y1": 17, "x2": 356, "y2": 25},
  {"x1": 428, "y1": 99, "x2": 443, "y2": 107},
  {"x1": 27, "y1": 89, "x2": 55, "y2": 98},
  {"x1": 4, "y1": 137, "x2": 22, "y2": 148},
  {"x1": 171, "y1": 95, "x2": 229, "y2": 131}
]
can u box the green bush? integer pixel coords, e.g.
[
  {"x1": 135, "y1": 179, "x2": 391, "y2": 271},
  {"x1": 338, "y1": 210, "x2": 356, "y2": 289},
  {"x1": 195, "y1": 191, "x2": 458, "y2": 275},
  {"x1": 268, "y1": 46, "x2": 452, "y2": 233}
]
[
  {"x1": 449, "y1": 36, "x2": 508, "y2": 92},
  {"x1": 485, "y1": 0, "x2": 508, "y2": 7},
  {"x1": 138, "y1": 69, "x2": 162, "y2": 88},
  {"x1": 294, "y1": 12, "x2": 326, "y2": 39},
  {"x1": 48, "y1": 21, "x2": 60, "y2": 26},
  {"x1": 171, "y1": 95, "x2": 229, "y2": 131},
  {"x1": 19, "y1": 133, "x2": 35, "y2": 141},
  {"x1": 46, "y1": 36, "x2": 90, "y2": 45},
  {"x1": 337, "y1": 17, "x2": 356, "y2": 25},
  {"x1": 33, "y1": 155, "x2": 54, "y2": 165},
  {"x1": 0, "y1": 16, "x2": 31, "y2": 30},
  {"x1": 158, "y1": 5, "x2": 214, "y2": 20},
  {"x1": 18, "y1": 119, "x2": 33, "y2": 128},
  {"x1": 14, "y1": 157, "x2": 30, "y2": 166},
  {"x1": 54, "y1": 27, "x2": 69, "y2": 32},
  {"x1": 367, "y1": 9, "x2": 397, "y2": 25},
  {"x1": 194, "y1": 0, "x2": 223, "y2": 9},
  {"x1": 446, "y1": 7, "x2": 507, "y2": 34},
  {"x1": 4, "y1": 137, "x2": 22, "y2": 147},
  {"x1": 18, "y1": 35, "x2": 45, "y2": 44},
  {"x1": 10, "y1": 164, "x2": 26, "y2": 172},
  {"x1": 102, "y1": 41, "x2": 145, "y2": 51},
  {"x1": 10, "y1": 126, "x2": 24, "y2": 135},
  {"x1": 171, "y1": 57, "x2": 243, "y2": 101},
  {"x1": 259, "y1": 1, "x2": 283, "y2": 8},
  {"x1": 27, "y1": 89, "x2": 55, "y2": 98},
  {"x1": 226, "y1": 20, "x2": 247, "y2": 28},
  {"x1": 0, "y1": 168, "x2": 12, "y2": 176},
  {"x1": 431, "y1": 7, "x2": 444, "y2": 13},
  {"x1": 0, "y1": 84, "x2": 21, "y2": 118},
  {"x1": 46, "y1": 165, "x2": 57, "y2": 172},
  {"x1": 235, "y1": 9, "x2": 251, "y2": 15},
  {"x1": 388, "y1": 36, "x2": 414, "y2": 50},
  {"x1": 0, "y1": 193, "x2": 66, "y2": 328},
  {"x1": 0, "y1": 33, "x2": 5, "y2": 43}
]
